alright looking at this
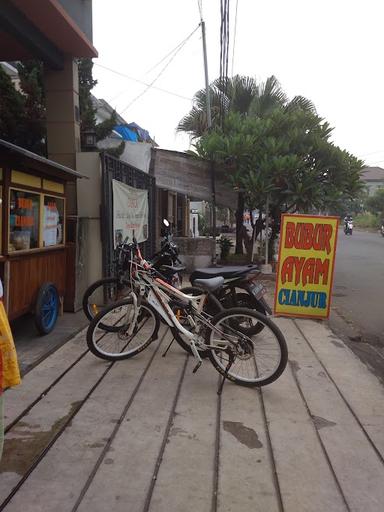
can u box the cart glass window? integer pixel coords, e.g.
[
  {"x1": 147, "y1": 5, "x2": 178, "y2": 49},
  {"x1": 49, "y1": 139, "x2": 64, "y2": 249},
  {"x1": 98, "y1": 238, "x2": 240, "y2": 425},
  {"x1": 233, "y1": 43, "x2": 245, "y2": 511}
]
[
  {"x1": 9, "y1": 190, "x2": 40, "y2": 251},
  {"x1": 43, "y1": 196, "x2": 65, "y2": 247}
]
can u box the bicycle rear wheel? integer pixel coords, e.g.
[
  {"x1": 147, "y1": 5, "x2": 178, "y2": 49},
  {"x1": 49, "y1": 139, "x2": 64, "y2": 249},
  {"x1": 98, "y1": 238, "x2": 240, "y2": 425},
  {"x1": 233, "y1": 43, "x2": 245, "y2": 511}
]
[
  {"x1": 206, "y1": 308, "x2": 288, "y2": 387},
  {"x1": 86, "y1": 298, "x2": 160, "y2": 361}
]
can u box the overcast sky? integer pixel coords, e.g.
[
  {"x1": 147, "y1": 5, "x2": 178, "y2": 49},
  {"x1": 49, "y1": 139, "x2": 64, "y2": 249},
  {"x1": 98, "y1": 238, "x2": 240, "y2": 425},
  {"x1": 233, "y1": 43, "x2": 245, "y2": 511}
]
[{"x1": 92, "y1": 0, "x2": 384, "y2": 167}]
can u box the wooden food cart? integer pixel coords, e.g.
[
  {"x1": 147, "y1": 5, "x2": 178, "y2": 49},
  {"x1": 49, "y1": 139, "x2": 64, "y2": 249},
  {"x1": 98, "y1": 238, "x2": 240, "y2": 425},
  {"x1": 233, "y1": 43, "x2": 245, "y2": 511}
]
[{"x1": 0, "y1": 139, "x2": 85, "y2": 334}]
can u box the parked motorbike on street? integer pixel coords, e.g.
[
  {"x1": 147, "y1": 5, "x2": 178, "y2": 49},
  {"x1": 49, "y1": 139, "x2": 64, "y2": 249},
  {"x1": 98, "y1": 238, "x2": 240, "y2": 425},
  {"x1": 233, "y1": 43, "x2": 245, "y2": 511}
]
[{"x1": 181, "y1": 265, "x2": 272, "y2": 335}]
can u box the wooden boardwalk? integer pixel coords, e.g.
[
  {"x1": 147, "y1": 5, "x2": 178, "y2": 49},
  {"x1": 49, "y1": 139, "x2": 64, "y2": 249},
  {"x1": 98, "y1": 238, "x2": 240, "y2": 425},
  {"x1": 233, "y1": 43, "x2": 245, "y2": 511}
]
[{"x1": 1, "y1": 317, "x2": 384, "y2": 512}]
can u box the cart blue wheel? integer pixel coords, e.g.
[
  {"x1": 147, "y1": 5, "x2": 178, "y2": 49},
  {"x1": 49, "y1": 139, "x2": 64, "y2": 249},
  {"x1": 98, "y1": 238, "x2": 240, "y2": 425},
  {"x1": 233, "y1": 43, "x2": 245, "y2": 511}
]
[{"x1": 35, "y1": 282, "x2": 59, "y2": 335}]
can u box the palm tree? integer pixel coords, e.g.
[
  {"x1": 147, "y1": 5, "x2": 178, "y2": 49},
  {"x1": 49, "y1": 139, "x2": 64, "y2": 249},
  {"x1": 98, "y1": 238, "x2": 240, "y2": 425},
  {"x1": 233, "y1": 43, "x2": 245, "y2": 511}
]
[
  {"x1": 177, "y1": 74, "x2": 316, "y2": 254},
  {"x1": 177, "y1": 75, "x2": 316, "y2": 139}
]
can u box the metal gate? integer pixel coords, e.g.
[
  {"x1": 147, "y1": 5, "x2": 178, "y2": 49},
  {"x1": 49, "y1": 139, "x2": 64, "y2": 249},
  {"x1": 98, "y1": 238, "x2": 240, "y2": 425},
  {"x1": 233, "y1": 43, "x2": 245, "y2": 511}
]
[{"x1": 101, "y1": 153, "x2": 156, "y2": 277}]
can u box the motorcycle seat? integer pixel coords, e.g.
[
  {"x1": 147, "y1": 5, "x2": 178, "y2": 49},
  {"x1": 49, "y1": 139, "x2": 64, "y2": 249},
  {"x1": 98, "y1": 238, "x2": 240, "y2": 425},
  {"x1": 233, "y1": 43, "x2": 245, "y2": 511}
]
[
  {"x1": 190, "y1": 265, "x2": 259, "y2": 282},
  {"x1": 159, "y1": 265, "x2": 186, "y2": 274},
  {"x1": 193, "y1": 276, "x2": 225, "y2": 292}
]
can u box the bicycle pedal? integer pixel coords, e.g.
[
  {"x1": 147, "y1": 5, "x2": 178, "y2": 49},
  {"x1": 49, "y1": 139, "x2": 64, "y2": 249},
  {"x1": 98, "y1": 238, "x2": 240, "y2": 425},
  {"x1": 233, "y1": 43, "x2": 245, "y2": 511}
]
[{"x1": 192, "y1": 361, "x2": 202, "y2": 374}]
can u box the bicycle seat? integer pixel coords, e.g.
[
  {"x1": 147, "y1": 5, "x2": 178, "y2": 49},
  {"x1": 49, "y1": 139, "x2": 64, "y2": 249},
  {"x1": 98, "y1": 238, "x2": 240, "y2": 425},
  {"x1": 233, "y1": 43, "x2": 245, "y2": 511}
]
[
  {"x1": 193, "y1": 276, "x2": 225, "y2": 292},
  {"x1": 190, "y1": 265, "x2": 259, "y2": 282}
]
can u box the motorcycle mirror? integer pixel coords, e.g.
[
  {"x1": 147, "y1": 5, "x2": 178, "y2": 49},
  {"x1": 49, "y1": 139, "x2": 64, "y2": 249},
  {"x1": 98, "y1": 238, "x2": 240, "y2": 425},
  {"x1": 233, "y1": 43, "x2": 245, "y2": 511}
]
[{"x1": 163, "y1": 219, "x2": 170, "y2": 227}]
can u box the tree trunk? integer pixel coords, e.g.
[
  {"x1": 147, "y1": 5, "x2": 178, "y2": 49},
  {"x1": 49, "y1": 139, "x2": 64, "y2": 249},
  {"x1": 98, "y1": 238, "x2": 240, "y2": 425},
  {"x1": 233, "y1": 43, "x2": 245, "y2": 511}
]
[
  {"x1": 235, "y1": 192, "x2": 244, "y2": 254},
  {"x1": 268, "y1": 207, "x2": 280, "y2": 265}
]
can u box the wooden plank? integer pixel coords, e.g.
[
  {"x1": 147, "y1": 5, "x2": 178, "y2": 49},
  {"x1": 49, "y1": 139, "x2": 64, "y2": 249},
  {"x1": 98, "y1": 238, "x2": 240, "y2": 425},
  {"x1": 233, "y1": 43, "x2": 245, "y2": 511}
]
[
  {"x1": 218, "y1": 382, "x2": 281, "y2": 512},
  {"x1": 0, "y1": 344, "x2": 116, "y2": 501},
  {"x1": 77, "y1": 337, "x2": 188, "y2": 512},
  {"x1": 276, "y1": 318, "x2": 384, "y2": 512},
  {"x1": 2, "y1": 331, "x2": 166, "y2": 512},
  {"x1": 297, "y1": 318, "x2": 384, "y2": 458},
  {"x1": 148, "y1": 357, "x2": 218, "y2": 512},
  {"x1": 262, "y1": 318, "x2": 348, "y2": 512},
  {"x1": 3, "y1": 328, "x2": 87, "y2": 429}
]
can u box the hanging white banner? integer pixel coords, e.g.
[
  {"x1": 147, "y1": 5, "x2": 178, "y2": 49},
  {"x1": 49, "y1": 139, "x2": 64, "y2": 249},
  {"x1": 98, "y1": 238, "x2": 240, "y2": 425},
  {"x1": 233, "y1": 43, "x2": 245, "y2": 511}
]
[{"x1": 112, "y1": 179, "x2": 149, "y2": 247}]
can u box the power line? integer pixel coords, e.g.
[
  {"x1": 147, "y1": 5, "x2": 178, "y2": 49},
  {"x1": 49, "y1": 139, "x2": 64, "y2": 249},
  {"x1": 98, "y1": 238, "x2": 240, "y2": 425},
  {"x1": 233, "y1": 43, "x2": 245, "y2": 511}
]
[
  {"x1": 94, "y1": 63, "x2": 193, "y2": 102},
  {"x1": 119, "y1": 24, "x2": 200, "y2": 114},
  {"x1": 231, "y1": 0, "x2": 239, "y2": 77},
  {"x1": 143, "y1": 24, "x2": 200, "y2": 76},
  {"x1": 358, "y1": 149, "x2": 384, "y2": 158}
]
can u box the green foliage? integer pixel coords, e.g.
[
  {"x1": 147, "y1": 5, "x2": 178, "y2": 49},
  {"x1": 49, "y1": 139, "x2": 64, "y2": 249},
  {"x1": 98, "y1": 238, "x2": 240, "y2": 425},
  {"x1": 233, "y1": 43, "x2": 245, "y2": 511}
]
[
  {"x1": 0, "y1": 58, "x2": 121, "y2": 155},
  {"x1": 354, "y1": 212, "x2": 380, "y2": 229},
  {"x1": 104, "y1": 140, "x2": 125, "y2": 158},
  {"x1": 218, "y1": 236, "x2": 234, "y2": 260},
  {"x1": 177, "y1": 74, "x2": 316, "y2": 139},
  {"x1": 17, "y1": 61, "x2": 46, "y2": 155},
  {"x1": 77, "y1": 58, "x2": 124, "y2": 153},
  {"x1": 0, "y1": 65, "x2": 26, "y2": 145},
  {"x1": 193, "y1": 108, "x2": 363, "y2": 222},
  {"x1": 78, "y1": 58, "x2": 97, "y2": 132},
  {"x1": 0, "y1": 62, "x2": 46, "y2": 155},
  {"x1": 365, "y1": 188, "x2": 384, "y2": 217},
  {"x1": 198, "y1": 212, "x2": 208, "y2": 236}
]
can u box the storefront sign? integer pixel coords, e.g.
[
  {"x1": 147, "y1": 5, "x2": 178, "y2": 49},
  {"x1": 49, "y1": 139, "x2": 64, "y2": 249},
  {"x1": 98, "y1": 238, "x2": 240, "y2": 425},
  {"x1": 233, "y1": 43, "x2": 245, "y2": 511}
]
[
  {"x1": 112, "y1": 180, "x2": 148, "y2": 247},
  {"x1": 274, "y1": 214, "x2": 339, "y2": 319}
]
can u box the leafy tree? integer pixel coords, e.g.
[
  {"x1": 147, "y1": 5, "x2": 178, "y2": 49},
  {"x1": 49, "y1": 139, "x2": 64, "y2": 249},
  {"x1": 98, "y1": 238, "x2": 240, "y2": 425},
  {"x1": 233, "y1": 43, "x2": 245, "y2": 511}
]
[
  {"x1": 0, "y1": 58, "x2": 123, "y2": 156},
  {"x1": 77, "y1": 58, "x2": 124, "y2": 156},
  {"x1": 0, "y1": 61, "x2": 46, "y2": 154},
  {"x1": 178, "y1": 75, "x2": 317, "y2": 253},
  {"x1": 0, "y1": 65, "x2": 26, "y2": 146},
  {"x1": 366, "y1": 188, "x2": 384, "y2": 218},
  {"x1": 177, "y1": 75, "x2": 315, "y2": 138},
  {"x1": 192, "y1": 109, "x2": 364, "y2": 259},
  {"x1": 78, "y1": 57, "x2": 97, "y2": 133},
  {"x1": 17, "y1": 60, "x2": 46, "y2": 154}
]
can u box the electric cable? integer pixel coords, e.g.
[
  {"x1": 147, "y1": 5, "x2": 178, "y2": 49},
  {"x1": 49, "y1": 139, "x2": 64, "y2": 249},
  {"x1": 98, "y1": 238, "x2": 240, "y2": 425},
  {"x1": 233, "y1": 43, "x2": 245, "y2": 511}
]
[
  {"x1": 119, "y1": 24, "x2": 200, "y2": 114},
  {"x1": 231, "y1": 0, "x2": 239, "y2": 77},
  {"x1": 94, "y1": 63, "x2": 193, "y2": 102}
]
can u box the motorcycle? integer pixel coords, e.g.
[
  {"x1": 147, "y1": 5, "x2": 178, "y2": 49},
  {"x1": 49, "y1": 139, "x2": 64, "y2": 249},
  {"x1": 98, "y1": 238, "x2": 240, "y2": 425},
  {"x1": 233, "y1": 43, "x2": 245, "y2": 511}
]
[
  {"x1": 151, "y1": 219, "x2": 184, "y2": 287},
  {"x1": 344, "y1": 220, "x2": 353, "y2": 235},
  {"x1": 190, "y1": 265, "x2": 270, "y2": 311}
]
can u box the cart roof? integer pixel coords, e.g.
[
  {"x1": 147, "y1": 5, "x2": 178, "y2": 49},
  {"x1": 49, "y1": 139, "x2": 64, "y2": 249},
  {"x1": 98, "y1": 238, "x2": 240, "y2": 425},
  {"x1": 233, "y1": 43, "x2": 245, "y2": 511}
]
[{"x1": 0, "y1": 139, "x2": 88, "y2": 181}]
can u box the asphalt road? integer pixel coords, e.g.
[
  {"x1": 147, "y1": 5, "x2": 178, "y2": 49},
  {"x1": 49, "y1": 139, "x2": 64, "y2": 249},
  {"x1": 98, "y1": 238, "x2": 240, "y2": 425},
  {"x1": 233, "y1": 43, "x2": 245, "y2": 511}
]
[{"x1": 332, "y1": 227, "x2": 384, "y2": 345}]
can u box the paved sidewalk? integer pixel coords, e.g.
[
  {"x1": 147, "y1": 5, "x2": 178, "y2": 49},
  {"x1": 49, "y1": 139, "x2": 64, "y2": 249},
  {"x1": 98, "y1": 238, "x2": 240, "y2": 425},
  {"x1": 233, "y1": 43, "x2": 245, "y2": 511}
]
[{"x1": 1, "y1": 314, "x2": 384, "y2": 511}]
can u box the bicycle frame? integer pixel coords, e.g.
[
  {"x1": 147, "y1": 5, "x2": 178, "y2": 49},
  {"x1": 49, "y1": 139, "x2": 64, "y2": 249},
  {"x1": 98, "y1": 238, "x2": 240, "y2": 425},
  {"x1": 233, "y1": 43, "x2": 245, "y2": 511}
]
[{"x1": 126, "y1": 243, "x2": 242, "y2": 362}]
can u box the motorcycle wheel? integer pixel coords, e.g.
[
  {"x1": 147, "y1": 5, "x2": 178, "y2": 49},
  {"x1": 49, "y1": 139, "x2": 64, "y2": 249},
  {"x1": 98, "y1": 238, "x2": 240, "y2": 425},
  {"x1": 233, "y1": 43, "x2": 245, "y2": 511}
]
[{"x1": 221, "y1": 292, "x2": 266, "y2": 335}]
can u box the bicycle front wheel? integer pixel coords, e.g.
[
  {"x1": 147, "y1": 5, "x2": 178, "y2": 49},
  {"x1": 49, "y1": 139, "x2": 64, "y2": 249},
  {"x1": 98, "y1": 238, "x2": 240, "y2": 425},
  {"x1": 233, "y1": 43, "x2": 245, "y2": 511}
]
[
  {"x1": 206, "y1": 308, "x2": 288, "y2": 387},
  {"x1": 87, "y1": 298, "x2": 160, "y2": 361},
  {"x1": 82, "y1": 277, "x2": 131, "y2": 329}
]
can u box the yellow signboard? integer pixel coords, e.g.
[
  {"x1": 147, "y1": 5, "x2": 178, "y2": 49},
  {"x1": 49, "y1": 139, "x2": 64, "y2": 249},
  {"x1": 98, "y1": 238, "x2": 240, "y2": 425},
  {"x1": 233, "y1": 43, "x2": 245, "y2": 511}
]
[{"x1": 274, "y1": 214, "x2": 339, "y2": 319}]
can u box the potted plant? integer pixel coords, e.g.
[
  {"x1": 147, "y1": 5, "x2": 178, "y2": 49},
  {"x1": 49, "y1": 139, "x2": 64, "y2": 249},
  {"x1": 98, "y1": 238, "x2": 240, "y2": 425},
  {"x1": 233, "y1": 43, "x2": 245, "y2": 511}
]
[{"x1": 219, "y1": 236, "x2": 234, "y2": 261}]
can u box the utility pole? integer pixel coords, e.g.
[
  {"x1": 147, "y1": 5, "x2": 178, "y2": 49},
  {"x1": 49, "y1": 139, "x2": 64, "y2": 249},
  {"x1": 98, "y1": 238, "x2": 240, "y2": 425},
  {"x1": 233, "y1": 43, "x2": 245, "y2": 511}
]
[
  {"x1": 200, "y1": 20, "x2": 217, "y2": 265},
  {"x1": 201, "y1": 21, "x2": 212, "y2": 128}
]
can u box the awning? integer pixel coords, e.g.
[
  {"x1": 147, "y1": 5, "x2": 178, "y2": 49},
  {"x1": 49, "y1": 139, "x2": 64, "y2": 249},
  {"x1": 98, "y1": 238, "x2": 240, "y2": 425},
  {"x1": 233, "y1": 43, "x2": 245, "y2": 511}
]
[{"x1": 0, "y1": 139, "x2": 88, "y2": 181}]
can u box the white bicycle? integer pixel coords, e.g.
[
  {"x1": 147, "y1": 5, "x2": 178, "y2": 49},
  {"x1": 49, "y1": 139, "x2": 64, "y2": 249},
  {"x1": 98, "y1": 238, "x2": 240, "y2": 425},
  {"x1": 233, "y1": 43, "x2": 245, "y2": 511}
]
[{"x1": 86, "y1": 240, "x2": 288, "y2": 390}]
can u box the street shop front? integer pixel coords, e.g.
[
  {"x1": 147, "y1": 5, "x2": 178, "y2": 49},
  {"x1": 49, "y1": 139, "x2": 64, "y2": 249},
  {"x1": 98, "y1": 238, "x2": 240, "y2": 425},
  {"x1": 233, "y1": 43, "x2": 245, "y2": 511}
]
[{"x1": 0, "y1": 139, "x2": 85, "y2": 331}]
